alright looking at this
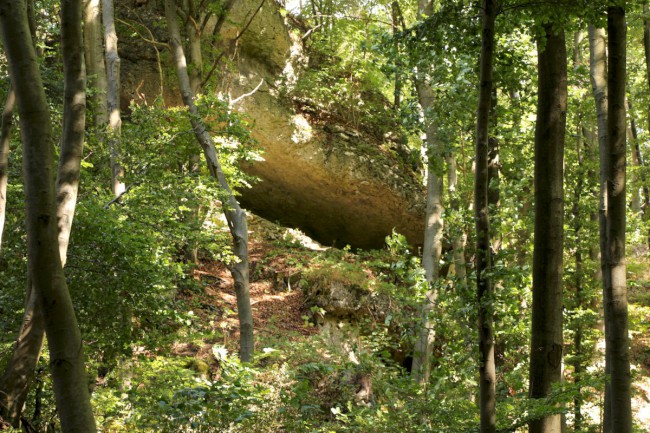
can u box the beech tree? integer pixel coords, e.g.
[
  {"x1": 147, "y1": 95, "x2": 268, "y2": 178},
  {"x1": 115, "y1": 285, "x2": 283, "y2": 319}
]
[
  {"x1": 0, "y1": 85, "x2": 14, "y2": 250},
  {"x1": 0, "y1": 0, "x2": 95, "y2": 429},
  {"x1": 164, "y1": 0, "x2": 254, "y2": 362},
  {"x1": 604, "y1": 3, "x2": 632, "y2": 431},
  {"x1": 103, "y1": 0, "x2": 125, "y2": 197},
  {"x1": 411, "y1": 0, "x2": 444, "y2": 385},
  {"x1": 588, "y1": 23, "x2": 612, "y2": 432},
  {"x1": 84, "y1": 0, "x2": 108, "y2": 130},
  {"x1": 475, "y1": 0, "x2": 497, "y2": 431},
  {"x1": 528, "y1": 23, "x2": 567, "y2": 433}
]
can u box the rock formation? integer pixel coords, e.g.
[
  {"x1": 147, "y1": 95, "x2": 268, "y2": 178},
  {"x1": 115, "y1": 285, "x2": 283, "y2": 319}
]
[{"x1": 118, "y1": 0, "x2": 425, "y2": 249}]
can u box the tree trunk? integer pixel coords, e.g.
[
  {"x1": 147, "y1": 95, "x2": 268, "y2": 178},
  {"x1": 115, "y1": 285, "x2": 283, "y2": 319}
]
[
  {"x1": 1, "y1": 0, "x2": 88, "y2": 425},
  {"x1": 183, "y1": 0, "x2": 204, "y2": 95},
  {"x1": 447, "y1": 154, "x2": 466, "y2": 289},
  {"x1": 571, "y1": 124, "x2": 585, "y2": 432},
  {"x1": 475, "y1": 1, "x2": 496, "y2": 431},
  {"x1": 625, "y1": 98, "x2": 643, "y2": 214},
  {"x1": 103, "y1": 0, "x2": 124, "y2": 197},
  {"x1": 391, "y1": 1, "x2": 403, "y2": 110},
  {"x1": 528, "y1": 24, "x2": 567, "y2": 433},
  {"x1": 181, "y1": 0, "x2": 206, "y2": 263},
  {"x1": 0, "y1": 84, "x2": 15, "y2": 251},
  {"x1": 487, "y1": 136, "x2": 500, "y2": 251},
  {"x1": 83, "y1": 0, "x2": 108, "y2": 130},
  {"x1": 639, "y1": 6, "x2": 650, "y2": 247},
  {"x1": 605, "y1": 5, "x2": 632, "y2": 432},
  {"x1": 165, "y1": 0, "x2": 254, "y2": 362},
  {"x1": 0, "y1": 0, "x2": 96, "y2": 431},
  {"x1": 410, "y1": 0, "x2": 443, "y2": 386},
  {"x1": 588, "y1": 24, "x2": 612, "y2": 433},
  {"x1": 0, "y1": 280, "x2": 45, "y2": 427}
]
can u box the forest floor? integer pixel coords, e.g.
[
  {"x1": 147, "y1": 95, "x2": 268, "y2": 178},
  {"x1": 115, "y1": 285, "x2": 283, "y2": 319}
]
[
  {"x1": 173, "y1": 217, "x2": 650, "y2": 431},
  {"x1": 89, "y1": 217, "x2": 650, "y2": 432}
]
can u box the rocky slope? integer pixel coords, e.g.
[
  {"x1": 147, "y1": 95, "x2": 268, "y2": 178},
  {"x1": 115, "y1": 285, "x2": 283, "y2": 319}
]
[{"x1": 118, "y1": 0, "x2": 425, "y2": 249}]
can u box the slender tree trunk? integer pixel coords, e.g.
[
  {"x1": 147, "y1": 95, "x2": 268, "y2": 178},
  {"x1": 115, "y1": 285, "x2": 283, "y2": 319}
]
[
  {"x1": 410, "y1": 0, "x2": 443, "y2": 385},
  {"x1": 447, "y1": 154, "x2": 467, "y2": 289},
  {"x1": 643, "y1": 1, "x2": 650, "y2": 131},
  {"x1": 181, "y1": 0, "x2": 205, "y2": 263},
  {"x1": 487, "y1": 136, "x2": 500, "y2": 251},
  {"x1": 605, "y1": 6, "x2": 632, "y2": 432},
  {"x1": 625, "y1": 98, "x2": 643, "y2": 213},
  {"x1": 183, "y1": 0, "x2": 204, "y2": 95},
  {"x1": 638, "y1": 8, "x2": 650, "y2": 247},
  {"x1": 475, "y1": 1, "x2": 496, "y2": 431},
  {"x1": 83, "y1": 0, "x2": 108, "y2": 130},
  {"x1": 0, "y1": 0, "x2": 96, "y2": 431},
  {"x1": 103, "y1": 0, "x2": 124, "y2": 197},
  {"x1": 0, "y1": 278, "x2": 45, "y2": 427},
  {"x1": 571, "y1": 124, "x2": 585, "y2": 432},
  {"x1": 588, "y1": 24, "x2": 612, "y2": 433},
  {"x1": 391, "y1": 1, "x2": 403, "y2": 110},
  {"x1": 165, "y1": 0, "x2": 254, "y2": 362},
  {"x1": 528, "y1": 25, "x2": 567, "y2": 433},
  {"x1": 0, "y1": 84, "x2": 15, "y2": 251}
]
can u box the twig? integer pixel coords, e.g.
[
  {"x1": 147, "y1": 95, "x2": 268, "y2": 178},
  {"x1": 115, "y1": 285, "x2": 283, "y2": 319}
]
[
  {"x1": 230, "y1": 78, "x2": 265, "y2": 105},
  {"x1": 104, "y1": 184, "x2": 134, "y2": 209}
]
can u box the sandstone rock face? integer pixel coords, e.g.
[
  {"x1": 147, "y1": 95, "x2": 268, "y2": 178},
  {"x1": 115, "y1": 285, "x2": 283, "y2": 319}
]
[{"x1": 118, "y1": 0, "x2": 425, "y2": 249}]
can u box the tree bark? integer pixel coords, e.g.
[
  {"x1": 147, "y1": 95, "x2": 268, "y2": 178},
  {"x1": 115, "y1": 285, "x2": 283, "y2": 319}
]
[
  {"x1": 83, "y1": 0, "x2": 108, "y2": 130},
  {"x1": 0, "y1": 280, "x2": 45, "y2": 427},
  {"x1": 605, "y1": 5, "x2": 632, "y2": 432},
  {"x1": 571, "y1": 124, "x2": 585, "y2": 433},
  {"x1": 103, "y1": 0, "x2": 124, "y2": 197},
  {"x1": 183, "y1": 0, "x2": 204, "y2": 95},
  {"x1": 1, "y1": 0, "x2": 88, "y2": 420},
  {"x1": 165, "y1": 0, "x2": 254, "y2": 362},
  {"x1": 639, "y1": 5, "x2": 650, "y2": 247},
  {"x1": 411, "y1": 0, "x2": 443, "y2": 386},
  {"x1": 0, "y1": 0, "x2": 96, "y2": 431},
  {"x1": 0, "y1": 84, "x2": 15, "y2": 251},
  {"x1": 588, "y1": 24, "x2": 612, "y2": 433},
  {"x1": 528, "y1": 24, "x2": 566, "y2": 433},
  {"x1": 625, "y1": 98, "x2": 645, "y2": 215},
  {"x1": 475, "y1": 1, "x2": 496, "y2": 431},
  {"x1": 447, "y1": 154, "x2": 466, "y2": 289}
]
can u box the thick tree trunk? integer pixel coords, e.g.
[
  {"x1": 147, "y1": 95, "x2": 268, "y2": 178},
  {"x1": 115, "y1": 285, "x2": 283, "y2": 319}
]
[
  {"x1": 588, "y1": 24, "x2": 612, "y2": 433},
  {"x1": 0, "y1": 0, "x2": 96, "y2": 431},
  {"x1": 605, "y1": 6, "x2": 632, "y2": 432},
  {"x1": 103, "y1": 0, "x2": 124, "y2": 197},
  {"x1": 475, "y1": 1, "x2": 496, "y2": 431},
  {"x1": 1, "y1": 0, "x2": 87, "y2": 424},
  {"x1": 0, "y1": 84, "x2": 15, "y2": 251},
  {"x1": 165, "y1": 0, "x2": 254, "y2": 362},
  {"x1": 528, "y1": 25, "x2": 566, "y2": 433},
  {"x1": 83, "y1": 0, "x2": 108, "y2": 130}
]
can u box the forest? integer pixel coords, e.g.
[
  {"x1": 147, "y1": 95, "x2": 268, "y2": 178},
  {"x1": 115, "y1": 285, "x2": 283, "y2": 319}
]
[{"x1": 0, "y1": 0, "x2": 649, "y2": 431}]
